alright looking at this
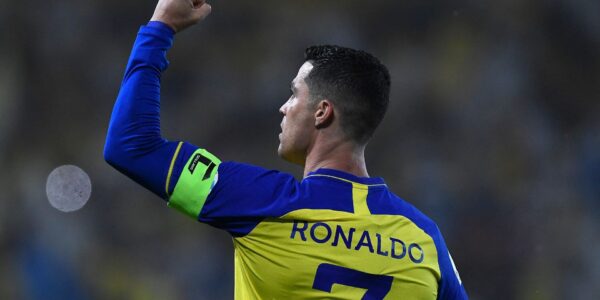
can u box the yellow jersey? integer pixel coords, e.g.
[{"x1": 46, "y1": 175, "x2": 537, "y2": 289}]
[{"x1": 167, "y1": 147, "x2": 467, "y2": 299}]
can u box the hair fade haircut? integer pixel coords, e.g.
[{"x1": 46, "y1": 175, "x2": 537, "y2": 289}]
[{"x1": 304, "y1": 45, "x2": 391, "y2": 144}]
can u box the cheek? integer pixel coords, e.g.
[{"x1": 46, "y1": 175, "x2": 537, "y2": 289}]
[
  {"x1": 280, "y1": 120, "x2": 298, "y2": 145},
  {"x1": 283, "y1": 123, "x2": 300, "y2": 145},
  {"x1": 292, "y1": 116, "x2": 314, "y2": 143},
  {"x1": 282, "y1": 104, "x2": 314, "y2": 142}
]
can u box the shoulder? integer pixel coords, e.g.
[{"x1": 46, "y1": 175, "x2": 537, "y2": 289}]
[
  {"x1": 214, "y1": 161, "x2": 300, "y2": 195},
  {"x1": 368, "y1": 189, "x2": 442, "y2": 238},
  {"x1": 370, "y1": 190, "x2": 467, "y2": 298},
  {"x1": 218, "y1": 161, "x2": 295, "y2": 180}
]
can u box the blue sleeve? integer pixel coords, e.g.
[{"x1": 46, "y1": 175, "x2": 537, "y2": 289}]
[
  {"x1": 436, "y1": 234, "x2": 468, "y2": 299},
  {"x1": 103, "y1": 22, "x2": 296, "y2": 232},
  {"x1": 199, "y1": 162, "x2": 301, "y2": 236},
  {"x1": 103, "y1": 21, "x2": 196, "y2": 199}
]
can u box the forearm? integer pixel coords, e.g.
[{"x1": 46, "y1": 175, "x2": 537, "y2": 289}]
[{"x1": 104, "y1": 22, "x2": 186, "y2": 199}]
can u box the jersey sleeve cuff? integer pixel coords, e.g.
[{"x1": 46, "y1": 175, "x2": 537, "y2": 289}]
[{"x1": 146, "y1": 21, "x2": 176, "y2": 36}]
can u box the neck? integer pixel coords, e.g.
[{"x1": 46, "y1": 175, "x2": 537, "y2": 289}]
[{"x1": 303, "y1": 137, "x2": 368, "y2": 178}]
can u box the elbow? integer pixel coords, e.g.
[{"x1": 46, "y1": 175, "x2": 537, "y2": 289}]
[
  {"x1": 103, "y1": 137, "x2": 117, "y2": 167},
  {"x1": 103, "y1": 129, "x2": 167, "y2": 170},
  {"x1": 103, "y1": 143, "x2": 116, "y2": 167},
  {"x1": 103, "y1": 132, "x2": 124, "y2": 169}
]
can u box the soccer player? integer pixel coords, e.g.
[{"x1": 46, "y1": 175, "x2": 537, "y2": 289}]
[{"x1": 104, "y1": 0, "x2": 468, "y2": 298}]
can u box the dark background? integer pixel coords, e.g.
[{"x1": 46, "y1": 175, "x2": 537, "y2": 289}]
[{"x1": 1, "y1": 0, "x2": 599, "y2": 299}]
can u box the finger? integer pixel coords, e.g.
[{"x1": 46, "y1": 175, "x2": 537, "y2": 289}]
[
  {"x1": 193, "y1": 3, "x2": 212, "y2": 20},
  {"x1": 192, "y1": 0, "x2": 206, "y2": 9}
]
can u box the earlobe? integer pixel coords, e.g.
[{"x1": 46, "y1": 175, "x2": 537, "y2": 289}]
[{"x1": 315, "y1": 100, "x2": 334, "y2": 129}]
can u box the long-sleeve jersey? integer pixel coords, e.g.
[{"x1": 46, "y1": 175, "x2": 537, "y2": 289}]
[{"x1": 104, "y1": 22, "x2": 468, "y2": 299}]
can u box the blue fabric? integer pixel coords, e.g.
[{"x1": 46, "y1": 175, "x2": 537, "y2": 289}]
[
  {"x1": 202, "y1": 163, "x2": 467, "y2": 298},
  {"x1": 199, "y1": 162, "x2": 302, "y2": 235},
  {"x1": 200, "y1": 163, "x2": 357, "y2": 236},
  {"x1": 306, "y1": 168, "x2": 386, "y2": 185},
  {"x1": 147, "y1": 21, "x2": 175, "y2": 35},
  {"x1": 104, "y1": 22, "x2": 466, "y2": 299},
  {"x1": 368, "y1": 188, "x2": 468, "y2": 299},
  {"x1": 104, "y1": 22, "x2": 194, "y2": 199}
]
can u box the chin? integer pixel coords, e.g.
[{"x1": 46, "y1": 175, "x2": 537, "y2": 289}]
[
  {"x1": 277, "y1": 140, "x2": 306, "y2": 165},
  {"x1": 279, "y1": 150, "x2": 305, "y2": 166},
  {"x1": 277, "y1": 144, "x2": 291, "y2": 161}
]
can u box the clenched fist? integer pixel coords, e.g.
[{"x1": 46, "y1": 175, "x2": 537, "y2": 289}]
[{"x1": 150, "y1": 0, "x2": 212, "y2": 32}]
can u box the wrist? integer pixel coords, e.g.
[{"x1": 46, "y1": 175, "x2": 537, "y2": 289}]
[
  {"x1": 147, "y1": 20, "x2": 177, "y2": 35},
  {"x1": 148, "y1": 18, "x2": 178, "y2": 33}
]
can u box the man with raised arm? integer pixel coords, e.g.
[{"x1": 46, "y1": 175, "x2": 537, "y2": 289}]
[{"x1": 104, "y1": 0, "x2": 468, "y2": 298}]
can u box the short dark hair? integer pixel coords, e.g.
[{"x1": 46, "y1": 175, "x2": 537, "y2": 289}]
[{"x1": 304, "y1": 45, "x2": 390, "y2": 144}]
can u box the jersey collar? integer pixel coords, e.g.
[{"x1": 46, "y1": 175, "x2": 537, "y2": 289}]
[{"x1": 304, "y1": 168, "x2": 386, "y2": 186}]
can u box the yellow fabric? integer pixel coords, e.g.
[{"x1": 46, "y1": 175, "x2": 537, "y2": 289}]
[
  {"x1": 232, "y1": 186, "x2": 441, "y2": 299},
  {"x1": 165, "y1": 141, "x2": 183, "y2": 196},
  {"x1": 168, "y1": 148, "x2": 221, "y2": 218},
  {"x1": 352, "y1": 182, "x2": 371, "y2": 215}
]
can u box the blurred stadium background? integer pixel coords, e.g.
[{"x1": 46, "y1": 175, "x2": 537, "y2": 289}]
[{"x1": 1, "y1": 0, "x2": 599, "y2": 299}]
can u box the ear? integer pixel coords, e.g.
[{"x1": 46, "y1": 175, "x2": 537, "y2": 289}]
[{"x1": 314, "y1": 100, "x2": 334, "y2": 129}]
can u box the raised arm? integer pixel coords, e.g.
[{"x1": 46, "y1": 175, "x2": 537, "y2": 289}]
[{"x1": 103, "y1": 0, "x2": 212, "y2": 199}]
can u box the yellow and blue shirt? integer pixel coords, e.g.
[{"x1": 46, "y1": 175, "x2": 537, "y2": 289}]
[
  {"x1": 104, "y1": 22, "x2": 467, "y2": 299},
  {"x1": 167, "y1": 146, "x2": 467, "y2": 299}
]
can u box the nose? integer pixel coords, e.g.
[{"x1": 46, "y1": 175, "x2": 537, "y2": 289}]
[{"x1": 279, "y1": 101, "x2": 287, "y2": 115}]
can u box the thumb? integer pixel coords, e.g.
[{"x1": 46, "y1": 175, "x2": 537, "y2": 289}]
[{"x1": 192, "y1": 3, "x2": 212, "y2": 21}]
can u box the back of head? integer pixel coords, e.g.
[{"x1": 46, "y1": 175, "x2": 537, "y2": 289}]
[{"x1": 304, "y1": 45, "x2": 391, "y2": 145}]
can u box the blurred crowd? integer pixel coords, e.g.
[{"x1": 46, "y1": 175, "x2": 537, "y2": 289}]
[{"x1": 1, "y1": 0, "x2": 599, "y2": 299}]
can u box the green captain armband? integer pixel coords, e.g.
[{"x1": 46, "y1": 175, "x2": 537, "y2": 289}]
[{"x1": 168, "y1": 148, "x2": 221, "y2": 219}]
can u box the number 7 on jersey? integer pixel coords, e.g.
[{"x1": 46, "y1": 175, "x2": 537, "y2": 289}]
[{"x1": 312, "y1": 263, "x2": 394, "y2": 300}]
